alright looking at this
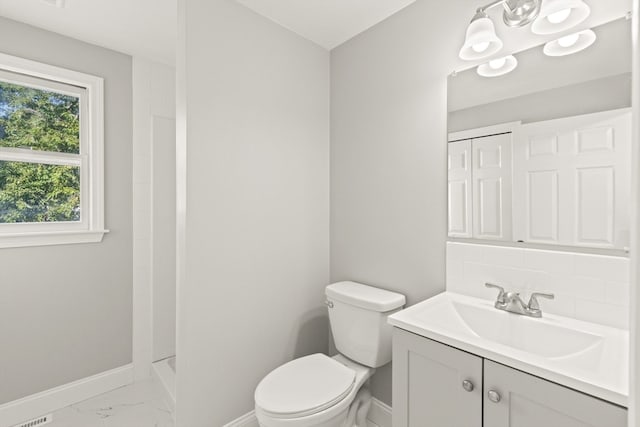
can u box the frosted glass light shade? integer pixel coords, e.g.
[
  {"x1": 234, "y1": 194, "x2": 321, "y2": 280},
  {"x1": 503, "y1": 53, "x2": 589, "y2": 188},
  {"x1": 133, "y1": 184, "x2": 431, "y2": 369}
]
[
  {"x1": 459, "y1": 17, "x2": 504, "y2": 61},
  {"x1": 477, "y1": 55, "x2": 518, "y2": 77},
  {"x1": 543, "y1": 29, "x2": 596, "y2": 56},
  {"x1": 531, "y1": 0, "x2": 591, "y2": 35},
  {"x1": 547, "y1": 8, "x2": 571, "y2": 24}
]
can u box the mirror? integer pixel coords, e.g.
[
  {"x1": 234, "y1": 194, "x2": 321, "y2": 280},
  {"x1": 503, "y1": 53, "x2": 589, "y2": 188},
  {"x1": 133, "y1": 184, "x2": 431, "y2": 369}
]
[{"x1": 447, "y1": 17, "x2": 632, "y2": 253}]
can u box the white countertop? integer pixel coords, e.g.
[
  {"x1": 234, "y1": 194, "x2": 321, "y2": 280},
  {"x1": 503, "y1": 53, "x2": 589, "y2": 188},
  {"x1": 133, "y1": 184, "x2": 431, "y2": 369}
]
[{"x1": 388, "y1": 292, "x2": 629, "y2": 407}]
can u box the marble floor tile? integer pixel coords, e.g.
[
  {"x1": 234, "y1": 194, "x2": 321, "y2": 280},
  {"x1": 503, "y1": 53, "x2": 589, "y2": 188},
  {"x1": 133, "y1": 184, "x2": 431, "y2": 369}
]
[{"x1": 48, "y1": 379, "x2": 174, "y2": 427}]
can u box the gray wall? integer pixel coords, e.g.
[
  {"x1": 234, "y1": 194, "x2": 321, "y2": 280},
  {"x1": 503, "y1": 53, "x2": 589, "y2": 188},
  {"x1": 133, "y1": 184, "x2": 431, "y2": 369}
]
[
  {"x1": 175, "y1": 0, "x2": 329, "y2": 425},
  {"x1": 330, "y1": 0, "x2": 471, "y2": 405},
  {"x1": 448, "y1": 73, "x2": 633, "y2": 132},
  {"x1": 0, "y1": 18, "x2": 133, "y2": 403}
]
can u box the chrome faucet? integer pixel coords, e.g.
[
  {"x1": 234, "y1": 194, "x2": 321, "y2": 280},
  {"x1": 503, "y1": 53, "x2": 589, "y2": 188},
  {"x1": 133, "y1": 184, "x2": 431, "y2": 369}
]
[{"x1": 485, "y1": 283, "x2": 554, "y2": 318}]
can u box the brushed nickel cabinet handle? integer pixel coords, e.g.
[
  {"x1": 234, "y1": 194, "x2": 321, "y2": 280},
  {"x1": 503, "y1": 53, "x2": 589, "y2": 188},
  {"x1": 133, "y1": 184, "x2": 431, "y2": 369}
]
[
  {"x1": 488, "y1": 390, "x2": 501, "y2": 403},
  {"x1": 462, "y1": 380, "x2": 474, "y2": 392}
]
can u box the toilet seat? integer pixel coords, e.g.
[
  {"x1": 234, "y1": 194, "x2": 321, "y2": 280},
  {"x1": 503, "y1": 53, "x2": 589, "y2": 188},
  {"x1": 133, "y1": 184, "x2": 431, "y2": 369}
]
[{"x1": 254, "y1": 354, "x2": 356, "y2": 419}]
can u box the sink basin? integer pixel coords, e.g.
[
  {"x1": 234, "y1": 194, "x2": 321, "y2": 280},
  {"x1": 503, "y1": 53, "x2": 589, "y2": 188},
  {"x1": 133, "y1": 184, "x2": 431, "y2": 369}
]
[
  {"x1": 451, "y1": 300, "x2": 603, "y2": 358},
  {"x1": 387, "y1": 292, "x2": 629, "y2": 407}
]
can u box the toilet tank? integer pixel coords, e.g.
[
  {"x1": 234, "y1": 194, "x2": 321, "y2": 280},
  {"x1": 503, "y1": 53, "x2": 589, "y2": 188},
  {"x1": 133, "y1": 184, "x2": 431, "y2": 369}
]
[{"x1": 326, "y1": 281, "x2": 406, "y2": 368}]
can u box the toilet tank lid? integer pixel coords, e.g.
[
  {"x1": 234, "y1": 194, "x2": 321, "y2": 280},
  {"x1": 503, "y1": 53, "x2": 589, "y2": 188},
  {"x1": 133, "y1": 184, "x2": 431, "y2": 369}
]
[{"x1": 326, "y1": 281, "x2": 405, "y2": 312}]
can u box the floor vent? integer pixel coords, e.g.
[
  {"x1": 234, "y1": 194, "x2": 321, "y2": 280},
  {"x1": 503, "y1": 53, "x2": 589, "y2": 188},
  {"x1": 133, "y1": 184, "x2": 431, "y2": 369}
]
[{"x1": 13, "y1": 414, "x2": 52, "y2": 427}]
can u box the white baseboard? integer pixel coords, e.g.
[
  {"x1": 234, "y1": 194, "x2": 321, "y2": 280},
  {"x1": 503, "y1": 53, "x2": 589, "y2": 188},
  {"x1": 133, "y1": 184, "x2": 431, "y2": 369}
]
[
  {"x1": 0, "y1": 364, "x2": 133, "y2": 427},
  {"x1": 151, "y1": 359, "x2": 175, "y2": 412},
  {"x1": 367, "y1": 398, "x2": 392, "y2": 427},
  {"x1": 222, "y1": 397, "x2": 392, "y2": 427},
  {"x1": 223, "y1": 410, "x2": 259, "y2": 427}
]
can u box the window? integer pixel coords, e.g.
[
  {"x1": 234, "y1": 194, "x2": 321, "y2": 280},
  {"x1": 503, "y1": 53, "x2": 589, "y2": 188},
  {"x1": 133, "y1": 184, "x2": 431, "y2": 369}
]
[{"x1": 0, "y1": 53, "x2": 105, "y2": 248}]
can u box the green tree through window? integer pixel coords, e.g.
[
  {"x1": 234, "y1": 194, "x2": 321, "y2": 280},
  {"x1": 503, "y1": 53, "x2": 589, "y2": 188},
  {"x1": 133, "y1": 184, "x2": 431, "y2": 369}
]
[{"x1": 0, "y1": 81, "x2": 81, "y2": 223}]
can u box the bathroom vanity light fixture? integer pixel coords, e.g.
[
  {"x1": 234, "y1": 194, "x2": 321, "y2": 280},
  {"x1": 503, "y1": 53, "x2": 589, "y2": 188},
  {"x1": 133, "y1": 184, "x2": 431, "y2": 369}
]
[
  {"x1": 459, "y1": 12, "x2": 504, "y2": 60},
  {"x1": 543, "y1": 29, "x2": 596, "y2": 56},
  {"x1": 460, "y1": 0, "x2": 541, "y2": 60},
  {"x1": 531, "y1": 0, "x2": 591, "y2": 34},
  {"x1": 477, "y1": 55, "x2": 518, "y2": 77}
]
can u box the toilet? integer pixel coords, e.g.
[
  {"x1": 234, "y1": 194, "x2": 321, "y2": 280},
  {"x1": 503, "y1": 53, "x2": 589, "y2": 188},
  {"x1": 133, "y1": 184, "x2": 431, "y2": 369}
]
[{"x1": 254, "y1": 281, "x2": 406, "y2": 427}]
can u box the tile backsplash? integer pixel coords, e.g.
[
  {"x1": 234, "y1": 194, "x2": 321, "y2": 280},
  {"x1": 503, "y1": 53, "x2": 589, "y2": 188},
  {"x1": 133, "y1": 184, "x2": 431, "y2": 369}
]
[{"x1": 446, "y1": 242, "x2": 630, "y2": 329}]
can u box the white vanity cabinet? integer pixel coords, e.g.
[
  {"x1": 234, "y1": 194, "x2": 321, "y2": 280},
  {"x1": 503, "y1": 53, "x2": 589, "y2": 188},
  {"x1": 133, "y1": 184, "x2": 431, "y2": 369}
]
[
  {"x1": 393, "y1": 328, "x2": 627, "y2": 427},
  {"x1": 484, "y1": 359, "x2": 627, "y2": 427},
  {"x1": 392, "y1": 326, "x2": 482, "y2": 427}
]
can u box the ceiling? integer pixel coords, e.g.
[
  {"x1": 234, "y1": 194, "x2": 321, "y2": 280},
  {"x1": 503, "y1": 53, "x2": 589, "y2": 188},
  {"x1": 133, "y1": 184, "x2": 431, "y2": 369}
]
[
  {"x1": 0, "y1": 0, "x2": 417, "y2": 64},
  {"x1": 234, "y1": 0, "x2": 417, "y2": 50},
  {"x1": 0, "y1": 0, "x2": 177, "y2": 64},
  {"x1": 0, "y1": 0, "x2": 631, "y2": 66}
]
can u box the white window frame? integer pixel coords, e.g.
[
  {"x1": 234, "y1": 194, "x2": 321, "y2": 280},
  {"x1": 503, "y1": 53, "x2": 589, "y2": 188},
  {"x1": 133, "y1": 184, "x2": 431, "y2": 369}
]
[{"x1": 0, "y1": 52, "x2": 107, "y2": 248}]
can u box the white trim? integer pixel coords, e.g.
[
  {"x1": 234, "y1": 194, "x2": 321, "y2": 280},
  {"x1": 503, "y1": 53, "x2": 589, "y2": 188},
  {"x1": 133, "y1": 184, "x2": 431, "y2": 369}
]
[
  {"x1": 131, "y1": 57, "x2": 154, "y2": 382},
  {"x1": 0, "y1": 68, "x2": 86, "y2": 98},
  {"x1": 0, "y1": 52, "x2": 105, "y2": 249},
  {"x1": 0, "y1": 52, "x2": 103, "y2": 90},
  {"x1": 0, "y1": 364, "x2": 133, "y2": 427},
  {"x1": 221, "y1": 398, "x2": 392, "y2": 427},
  {"x1": 0, "y1": 229, "x2": 108, "y2": 249},
  {"x1": 367, "y1": 398, "x2": 392, "y2": 427},
  {"x1": 629, "y1": 1, "x2": 639, "y2": 425},
  {"x1": 0, "y1": 148, "x2": 82, "y2": 166},
  {"x1": 131, "y1": 58, "x2": 177, "y2": 382},
  {"x1": 151, "y1": 358, "x2": 175, "y2": 412},
  {"x1": 448, "y1": 121, "x2": 520, "y2": 142}
]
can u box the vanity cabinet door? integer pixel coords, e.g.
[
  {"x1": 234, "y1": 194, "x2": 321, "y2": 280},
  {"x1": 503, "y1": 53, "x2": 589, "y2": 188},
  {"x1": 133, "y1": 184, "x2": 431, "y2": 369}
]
[
  {"x1": 483, "y1": 360, "x2": 627, "y2": 427},
  {"x1": 393, "y1": 328, "x2": 482, "y2": 427}
]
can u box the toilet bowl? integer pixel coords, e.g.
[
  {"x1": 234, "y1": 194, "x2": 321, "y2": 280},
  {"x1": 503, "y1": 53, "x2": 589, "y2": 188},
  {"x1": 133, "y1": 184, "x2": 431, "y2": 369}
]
[{"x1": 254, "y1": 282, "x2": 405, "y2": 427}]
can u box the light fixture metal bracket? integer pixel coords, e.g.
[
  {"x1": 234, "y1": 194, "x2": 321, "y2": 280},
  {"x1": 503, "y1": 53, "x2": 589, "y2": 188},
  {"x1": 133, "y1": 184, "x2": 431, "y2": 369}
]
[{"x1": 471, "y1": 0, "x2": 541, "y2": 27}]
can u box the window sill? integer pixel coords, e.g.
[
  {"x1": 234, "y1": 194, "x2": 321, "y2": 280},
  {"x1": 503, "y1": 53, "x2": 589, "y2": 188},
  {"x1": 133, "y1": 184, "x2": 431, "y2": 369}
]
[{"x1": 0, "y1": 229, "x2": 110, "y2": 249}]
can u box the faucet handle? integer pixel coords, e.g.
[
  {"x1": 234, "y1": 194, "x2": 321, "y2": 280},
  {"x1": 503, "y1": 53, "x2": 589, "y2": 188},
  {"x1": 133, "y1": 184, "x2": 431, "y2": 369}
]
[
  {"x1": 485, "y1": 283, "x2": 506, "y2": 304},
  {"x1": 528, "y1": 292, "x2": 555, "y2": 311}
]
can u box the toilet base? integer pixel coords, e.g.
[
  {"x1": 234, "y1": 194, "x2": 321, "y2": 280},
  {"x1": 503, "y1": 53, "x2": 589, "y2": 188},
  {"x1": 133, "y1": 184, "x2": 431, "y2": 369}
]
[
  {"x1": 256, "y1": 406, "x2": 348, "y2": 427},
  {"x1": 345, "y1": 387, "x2": 372, "y2": 427}
]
